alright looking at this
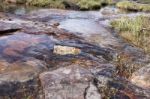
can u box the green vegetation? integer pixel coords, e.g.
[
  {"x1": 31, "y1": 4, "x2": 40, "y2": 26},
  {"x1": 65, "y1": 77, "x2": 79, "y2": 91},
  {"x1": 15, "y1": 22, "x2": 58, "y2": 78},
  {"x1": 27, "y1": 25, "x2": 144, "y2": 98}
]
[
  {"x1": 111, "y1": 16, "x2": 150, "y2": 53},
  {"x1": 116, "y1": 1, "x2": 150, "y2": 12},
  {"x1": 27, "y1": 0, "x2": 114, "y2": 10},
  {"x1": 77, "y1": 0, "x2": 114, "y2": 10},
  {"x1": 2, "y1": 0, "x2": 115, "y2": 10},
  {"x1": 27, "y1": 0, "x2": 65, "y2": 8},
  {"x1": 77, "y1": 0, "x2": 101, "y2": 10}
]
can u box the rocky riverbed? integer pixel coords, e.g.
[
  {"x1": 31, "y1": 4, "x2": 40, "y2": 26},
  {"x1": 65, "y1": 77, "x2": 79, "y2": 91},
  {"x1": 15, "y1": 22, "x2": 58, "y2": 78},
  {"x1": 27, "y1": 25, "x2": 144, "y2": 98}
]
[{"x1": 0, "y1": 5, "x2": 150, "y2": 99}]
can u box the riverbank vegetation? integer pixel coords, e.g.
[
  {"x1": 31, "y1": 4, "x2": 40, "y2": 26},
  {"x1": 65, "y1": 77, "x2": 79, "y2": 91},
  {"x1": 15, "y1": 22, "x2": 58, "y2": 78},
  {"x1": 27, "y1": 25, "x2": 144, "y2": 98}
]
[
  {"x1": 27, "y1": 0, "x2": 114, "y2": 10},
  {"x1": 2, "y1": 0, "x2": 115, "y2": 10},
  {"x1": 116, "y1": 1, "x2": 150, "y2": 12},
  {"x1": 111, "y1": 16, "x2": 150, "y2": 53}
]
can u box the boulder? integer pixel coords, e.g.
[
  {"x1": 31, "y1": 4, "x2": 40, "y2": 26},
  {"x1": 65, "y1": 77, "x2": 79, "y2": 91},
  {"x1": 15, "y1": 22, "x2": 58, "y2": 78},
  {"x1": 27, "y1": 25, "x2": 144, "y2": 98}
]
[
  {"x1": 0, "y1": 58, "x2": 46, "y2": 98},
  {"x1": 40, "y1": 65, "x2": 93, "y2": 99}
]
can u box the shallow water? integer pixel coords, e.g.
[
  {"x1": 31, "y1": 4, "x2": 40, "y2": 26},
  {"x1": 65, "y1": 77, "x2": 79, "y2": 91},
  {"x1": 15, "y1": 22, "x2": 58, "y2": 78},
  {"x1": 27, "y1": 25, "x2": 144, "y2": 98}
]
[{"x1": 0, "y1": 32, "x2": 54, "y2": 62}]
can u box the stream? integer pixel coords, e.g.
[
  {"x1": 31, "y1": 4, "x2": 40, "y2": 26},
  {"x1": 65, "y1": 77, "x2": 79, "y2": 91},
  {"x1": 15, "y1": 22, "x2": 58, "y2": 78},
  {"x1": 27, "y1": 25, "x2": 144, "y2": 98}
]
[{"x1": 0, "y1": 4, "x2": 150, "y2": 99}]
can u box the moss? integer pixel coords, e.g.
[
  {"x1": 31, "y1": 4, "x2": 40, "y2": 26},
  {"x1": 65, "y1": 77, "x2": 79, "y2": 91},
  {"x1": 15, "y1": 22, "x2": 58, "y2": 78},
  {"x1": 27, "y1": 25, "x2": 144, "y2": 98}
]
[
  {"x1": 116, "y1": 1, "x2": 150, "y2": 12},
  {"x1": 111, "y1": 16, "x2": 150, "y2": 53}
]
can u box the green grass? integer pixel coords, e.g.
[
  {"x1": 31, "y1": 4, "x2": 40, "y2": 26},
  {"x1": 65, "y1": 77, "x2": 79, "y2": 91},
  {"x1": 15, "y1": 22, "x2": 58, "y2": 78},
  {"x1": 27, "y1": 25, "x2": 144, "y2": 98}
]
[
  {"x1": 2, "y1": 0, "x2": 115, "y2": 10},
  {"x1": 27, "y1": 0, "x2": 114, "y2": 10},
  {"x1": 27, "y1": 0, "x2": 65, "y2": 8},
  {"x1": 77, "y1": 0, "x2": 101, "y2": 10},
  {"x1": 116, "y1": 1, "x2": 150, "y2": 12},
  {"x1": 111, "y1": 16, "x2": 150, "y2": 53}
]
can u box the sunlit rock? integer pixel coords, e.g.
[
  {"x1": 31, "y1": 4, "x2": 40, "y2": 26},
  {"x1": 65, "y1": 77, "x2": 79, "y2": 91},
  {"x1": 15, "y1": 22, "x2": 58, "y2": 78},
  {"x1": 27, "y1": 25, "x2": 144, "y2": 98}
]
[{"x1": 54, "y1": 45, "x2": 81, "y2": 55}]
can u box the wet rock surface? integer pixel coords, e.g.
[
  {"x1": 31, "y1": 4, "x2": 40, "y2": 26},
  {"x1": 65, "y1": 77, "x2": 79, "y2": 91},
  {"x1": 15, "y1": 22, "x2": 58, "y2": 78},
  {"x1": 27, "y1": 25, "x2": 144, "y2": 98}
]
[{"x1": 0, "y1": 6, "x2": 149, "y2": 99}]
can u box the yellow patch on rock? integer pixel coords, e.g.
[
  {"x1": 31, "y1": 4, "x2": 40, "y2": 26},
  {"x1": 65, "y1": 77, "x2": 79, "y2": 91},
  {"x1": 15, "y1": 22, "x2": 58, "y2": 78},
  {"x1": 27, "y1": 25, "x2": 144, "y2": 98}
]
[{"x1": 54, "y1": 45, "x2": 81, "y2": 55}]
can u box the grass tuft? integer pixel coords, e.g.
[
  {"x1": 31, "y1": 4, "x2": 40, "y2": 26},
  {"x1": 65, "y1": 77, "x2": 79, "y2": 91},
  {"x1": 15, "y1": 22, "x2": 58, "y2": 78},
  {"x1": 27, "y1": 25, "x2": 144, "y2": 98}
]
[{"x1": 111, "y1": 15, "x2": 150, "y2": 53}]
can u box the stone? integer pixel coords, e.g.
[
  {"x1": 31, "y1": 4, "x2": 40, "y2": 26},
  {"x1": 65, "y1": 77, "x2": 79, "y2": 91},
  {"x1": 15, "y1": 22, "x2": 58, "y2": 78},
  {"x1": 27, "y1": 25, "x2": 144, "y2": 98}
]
[
  {"x1": 53, "y1": 45, "x2": 81, "y2": 55},
  {"x1": 0, "y1": 58, "x2": 46, "y2": 98},
  {"x1": 40, "y1": 65, "x2": 93, "y2": 99},
  {"x1": 100, "y1": 7, "x2": 120, "y2": 15},
  {"x1": 92, "y1": 64, "x2": 150, "y2": 98},
  {"x1": 131, "y1": 64, "x2": 150, "y2": 88},
  {"x1": 0, "y1": 21, "x2": 21, "y2": 35},
  {"x1": 85, "y1": 82, "x2": 102, "y2": 99}
]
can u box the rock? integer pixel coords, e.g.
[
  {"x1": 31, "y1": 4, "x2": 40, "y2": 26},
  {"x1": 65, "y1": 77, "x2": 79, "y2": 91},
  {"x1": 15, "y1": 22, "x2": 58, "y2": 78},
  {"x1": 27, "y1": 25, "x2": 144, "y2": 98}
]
[
  {"x1": 100, "y1": 7, "x2": 120, "y2": 15},
  {"x1": 131, "y1": 64, "x2": 150, "y2": 88},
  {"x1": 53, "y1": 45, "x2": 81, "y2": 55},
  {"x1": 93, "y1": 64, "x2": 116, "y2": 96},
  {"x1": 40, "y1": 65, "x2": 93, "y2": 99},
  {"x1": 51, "y1": 22, "x2": 60, "y2": 28},
  {"x1": 90, "y1": 63, "x2": 150, "y2": 98},
  {"x1": 0, "y1": 21, "x2": 21, "y2": 35},
  {"x1": 85, "y1": 82, "x2": 102, "y2": 99},
  {"x1": 0, "y1": 58, "x2": 46, "y2": 98},
  {"x1": 0, "y1": 28, "x2": 20, "y2": 34}
]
